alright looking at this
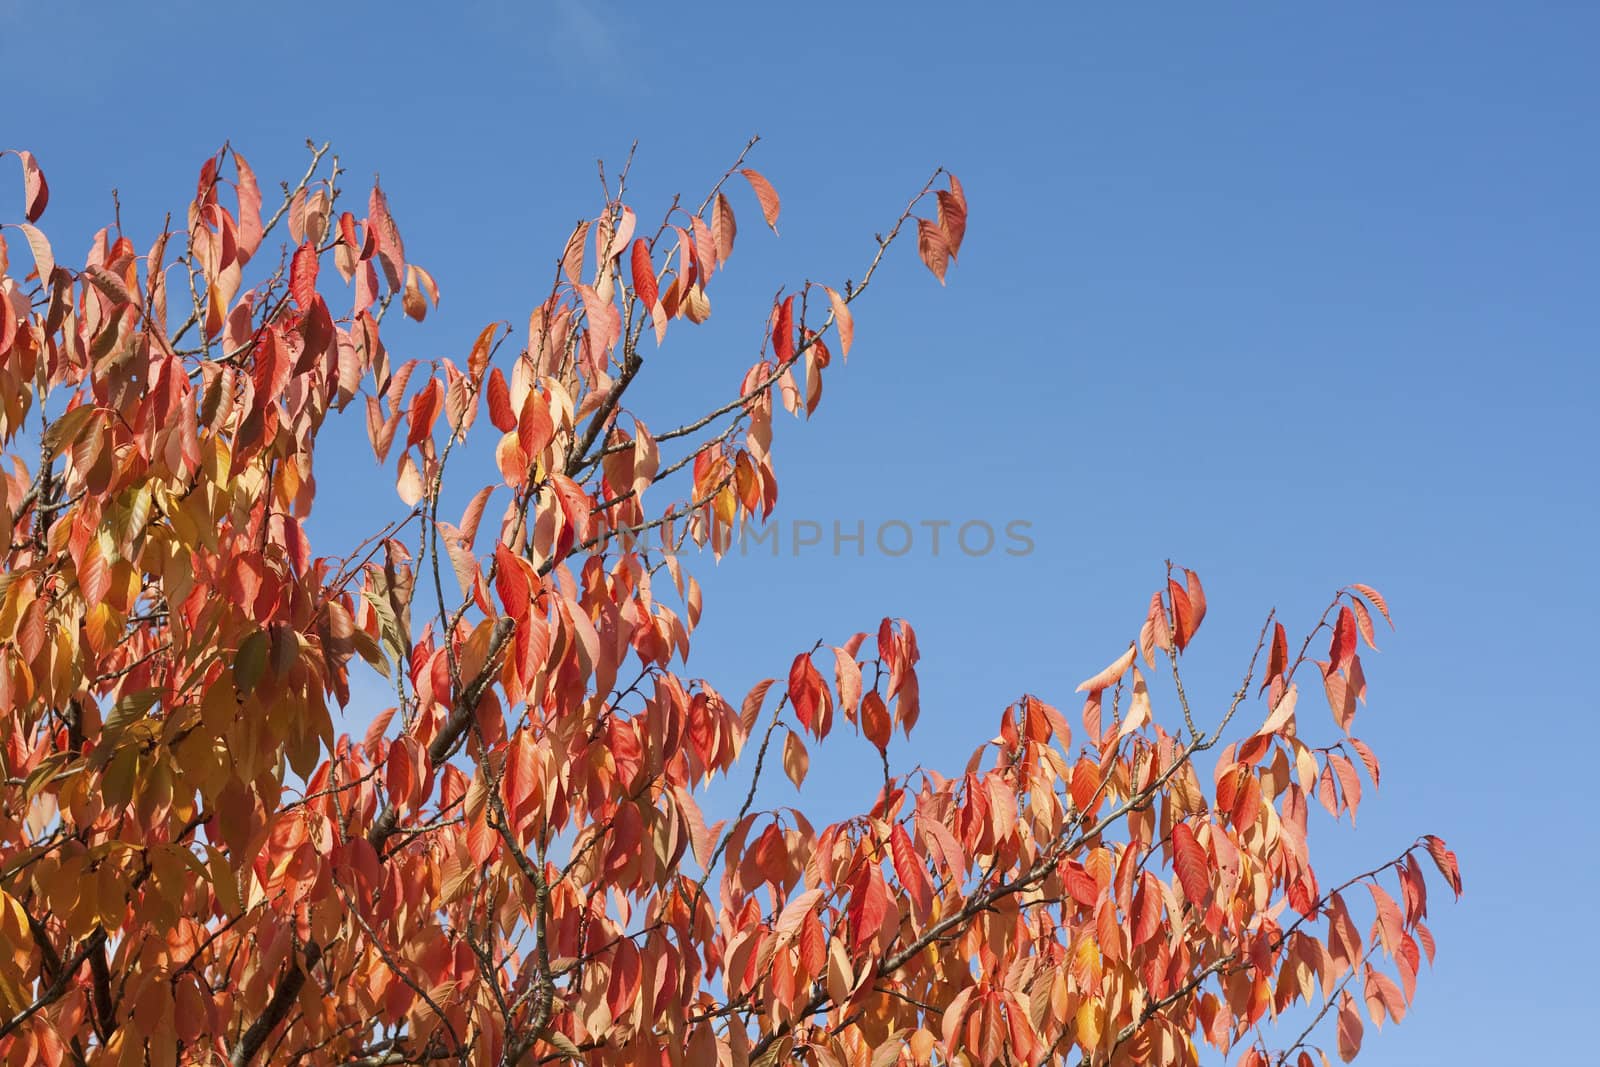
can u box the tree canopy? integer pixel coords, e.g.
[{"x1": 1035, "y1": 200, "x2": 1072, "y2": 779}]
[{"x1": 0, "y1": 142, "x2": 1459, "y2": 1066}]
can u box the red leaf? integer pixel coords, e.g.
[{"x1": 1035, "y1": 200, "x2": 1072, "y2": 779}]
[
  {"x1": 385, "y1": 736, "x2": 418, "y2": 811},
  {"x1": 1262, "y1": 621, "x2": 1289, "y2": 692},
  {"x1": 787, "y1": 652, "x2": 824, "y2": 734},
  {"x1": 1168, "y1": 579, "x2": 1195, "y2": 651},
  {"x1": 1171, "y1": 822, "x2": 1210, "y2": 905},
  {"x1": 6, "y1": 150, "x2": 49, "y2": 222},
  {"x1": 486, "y1": 368, "x2": 516, "y2": 432},
  {"x1": 846, "y1": 865, "x2": 890, "y2": 944},
  {"x1": 1063, "y1": 861, "x2": 1100, "y2": 907},
  {"x1": 890, "y1": 822, "x2": 933, "y2": 920},
  {"x1": 1330, "y1": 606, "x2": 1357, "y2": 674},
  {"x1": 405, "y1": 378, "x2": 443, "y2": 449},
  {"x1": 493, "y1": 543, "x2": 532, "y2": 618},
  {"x1": 630, "y1": 238, "x2": 658, "y2": 311},
  {"x1": 772, "y1": 295, "x2": 795, "y2": 364},
  {"x1": 290, "y1": 241, "x2": 319, "y2": 310},
  {"x1": 1336, "y1": 991, "x2": 1363, "y2": 1061},
  {"x1": 916, "y1": 217, "x2": 951, "y2": 284},
  {"x1": 548, "y1": 474, "x2": 594, "y2": 541},
  {"x1": 1131, "y1": 874, "x2": 1162, "y2": 945},
  {"x1": 739, "y1": 168, "x2": 781, "y2": 231},
  {"x1": 936, "y1": 174, "x2": 967, "y2": 258},
  {"x1": 1348, "y1": 583, "x2": 1394, "y2": 627},
  {"x1": 1422, "y1": 835, "x2": 1463, "y2": 897}
]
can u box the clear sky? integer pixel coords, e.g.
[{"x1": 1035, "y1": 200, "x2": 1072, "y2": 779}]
[{"x1": 6, "y1": 2, "x2": 1596, "y2": 1062}]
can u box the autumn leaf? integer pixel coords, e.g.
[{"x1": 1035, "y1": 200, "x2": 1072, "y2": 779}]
[
  {"x1": 1075, "y1": 644, "x2": 1135, "y2": 694},
  {"x1": 936, "y1": 173, "x2": 967, "y2": 258},
  {"x1": 630, "y1": 238, "x2": 659, "y2": 312},
  {"x1": 822, "y1": 284, "x2": 853, "y2": 360},
  {"x1": 782, "y1": 730, "x2": 809, "y2": 788},
  {"x1": 0, "y1": 140, "x2": 1462, "y2": 1067},
  {"x1": 290, "y1": 241, "x2": 318, "y2": 309},
  {"x1": 740, "y1": 168, "x2": 780, "y2": 231},
  {"x1": 916, "y1": 218, "x2": 951, "y2": 284},
  {"x1": 1330, "y1": 606, "x2": 1357, "y2": 674},
  {"x1": 1337, "y1": 991, "x2": 1364, "y2": 1061},
  {"x1": 4, "y1": 149, "x2": 48, "y2": 221},
  {"x1": 1422, "y1": 835, "x2": 1463, "y2": 897},
  {"x1": 1171, "y1": 822, "x2": 1210, "y2": 905},
  {"x1": 486, "y1": 367, "x2": 516, "y2": 432}
]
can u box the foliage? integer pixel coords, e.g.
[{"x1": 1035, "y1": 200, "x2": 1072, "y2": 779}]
[{"x1": 0, "y1": 140, "x2": 1459, "y2": 1066}]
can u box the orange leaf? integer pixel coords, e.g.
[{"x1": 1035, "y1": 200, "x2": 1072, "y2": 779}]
[
  {"x1": 1336, "y1": 991, "x2": 1363, "y2": 1061},
  {"x1": 741, "y1": 678, "x2": 777, "y2": 732},
  {"x1": 775, "y1": 887, "x2": 823, "y2": 942},
  {"x1": 712, "y1": 191, "x2": 737, "y2": 260},
  {"x1": 781, "y1": 730, "x2": 808, "y2": 789},
  {"x1": 1348, "y1": 582, "x2": 1394, "y2": 627},
  {"x1": 1422, "y1": 836, "x2": 1463, "y2": 897},
  {"x1": 1330, "y1": 753, "x2": 1362, "y2": 823},
  {"x1": 822, "y1": 285, "x2": 853, "y2": 360},
  {"x1": 739, "y1": 168, "x2": 780, "y2": 231},
  {"x1": 1365, "y1": 881, "x2": 1404, "y2": 957},
  {"x1": 16, "y1": 223, "x2": 53, "y2": 282},
  {"x1": 1075, "y1": 644, "x2": 1135, "y2": 694},
  {"x1": 517, "y1": 388, "x2": 555, "y2": 460},
  {"x1": 234, "y1": 150, "x2": 263, "y2": 262},
  {"x1": 916, "y1": 218, "x2": 950, "y2": 284},
  {"x1": 1350, "y1": 596, "x2": 1380, "y2": 650},
  {"x1": 936, "y1": 174, "x2": 967, "y2": 258},
  {"x1": 5, "y1": 149, "x2": 48, "y2": 222},
  {"x1": 1255, "y1": 682, "x2": 1299, "y2": 737},
  {"x1": 1184, "y1": 568, "x2": 1207, "y2": 634},
  {"x1": 396, "y1": 454, "x2": 424, "y2": 506},
  {"x1": 486, "y1": 368, "x2": 515, "y2": 432},
  {"x1": 1349, "y1": 737, "x2": 1381, "y2": 788},
  {"x1": 1168, "y1": 579, "x2": 1195, "y2": 651}
]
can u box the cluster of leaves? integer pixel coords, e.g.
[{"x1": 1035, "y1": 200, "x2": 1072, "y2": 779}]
[{"x1": 0, "y1": 139, "x2": 1456, "y2": 1067}]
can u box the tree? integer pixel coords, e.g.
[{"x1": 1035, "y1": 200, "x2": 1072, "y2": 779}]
[{"x1": 0, "y1": 139, "x2": 1460, "y2": 1067}]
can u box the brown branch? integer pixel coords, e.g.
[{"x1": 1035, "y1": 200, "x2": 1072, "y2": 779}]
[
  {"x1": 228, "y1": 941, "x2": 322, "y2": 1067},
  {"x1": 366, "y1": 616, "x2": 515, "y2": 850}
]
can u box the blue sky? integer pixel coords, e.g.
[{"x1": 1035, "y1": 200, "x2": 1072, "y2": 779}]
[{"x1": 6, "y1": 2, "x2": 1597, "y2": 1062}]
